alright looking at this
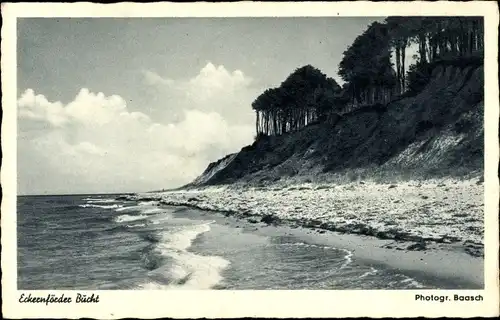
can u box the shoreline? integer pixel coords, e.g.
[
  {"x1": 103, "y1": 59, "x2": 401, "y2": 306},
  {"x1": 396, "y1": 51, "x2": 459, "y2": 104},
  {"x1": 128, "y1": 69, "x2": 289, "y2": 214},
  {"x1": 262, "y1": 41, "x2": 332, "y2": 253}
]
[
  {"x1": 160, "y1": 199, "x2": 484, "y2": 255},
  {"x1": 167, "y1": 203, "x2": 484, "y2": 288},
  {"x1": 126, "y1": 178, "x2": 484, "y2": 288},
  {"x1": 259, "y1": 223, "x2": 484, "y2": 288}
]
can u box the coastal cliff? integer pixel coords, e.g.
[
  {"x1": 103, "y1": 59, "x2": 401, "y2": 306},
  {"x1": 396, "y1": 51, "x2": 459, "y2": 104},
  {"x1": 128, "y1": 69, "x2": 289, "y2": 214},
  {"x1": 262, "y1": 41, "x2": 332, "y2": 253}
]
[{"x1": 188, "y1": 62, "x2": 484, "y2": 188}]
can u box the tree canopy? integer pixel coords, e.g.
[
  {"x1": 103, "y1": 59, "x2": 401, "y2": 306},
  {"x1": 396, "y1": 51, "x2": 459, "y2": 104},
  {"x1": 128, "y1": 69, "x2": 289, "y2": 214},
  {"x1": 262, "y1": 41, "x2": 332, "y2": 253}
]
[
  {"x1": 338, "y1": 16, "x2": 483, "y2": 108},
  {"x1": 251, "y1": 16, "x2": 484, "y2": 137},
  {"x1": 252, "y1": 65, "x2": 344, "y2": 136}
]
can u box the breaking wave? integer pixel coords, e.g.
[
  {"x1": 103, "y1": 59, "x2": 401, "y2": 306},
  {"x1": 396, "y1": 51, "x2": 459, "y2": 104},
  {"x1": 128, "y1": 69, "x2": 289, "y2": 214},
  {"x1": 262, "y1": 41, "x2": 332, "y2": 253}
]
[
  {"x1": 114, "y1": 214, "x2": 149, "y2": 223},
  {"x1": 79, "y1": 204, "x2": 123, "y2": 209},
  {"x1": 137, "y1": 222, "x2": 230, "y2": 290}
]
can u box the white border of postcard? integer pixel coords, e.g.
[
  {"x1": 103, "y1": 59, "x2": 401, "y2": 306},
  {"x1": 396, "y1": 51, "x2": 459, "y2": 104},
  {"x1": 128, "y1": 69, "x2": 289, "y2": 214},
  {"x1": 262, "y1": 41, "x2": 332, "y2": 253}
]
[{"x1": 2, "y1": 1, "x2": 499, "y2": 318}]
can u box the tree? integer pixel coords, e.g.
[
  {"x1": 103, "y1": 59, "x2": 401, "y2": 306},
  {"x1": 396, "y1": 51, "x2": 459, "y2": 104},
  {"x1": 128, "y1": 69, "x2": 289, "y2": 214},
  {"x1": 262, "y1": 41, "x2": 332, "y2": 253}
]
[
  {"x1": 339, "y1": 21, "x2": 396, "y2": 106},
  {"x1": 251, "y1": 65, "x2": 343, "y2": 136}
]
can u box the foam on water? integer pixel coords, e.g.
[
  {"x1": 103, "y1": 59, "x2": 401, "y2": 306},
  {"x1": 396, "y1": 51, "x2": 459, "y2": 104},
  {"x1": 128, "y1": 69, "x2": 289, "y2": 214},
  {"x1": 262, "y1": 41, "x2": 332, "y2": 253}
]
[
  {"x1": 115, "y1": 206, "x2": 138, "y2": 212},
  {"x1": 79, "y1": 204, "x2": 123, "y2": 209},
  {"x1": 85, "y1": 199, "x2": 117, "y2": 204},
  {"x1": 359, "y1": 267, "x2": 378, "y2": 278},
  {"x1": 159, "y1": 223, "x2": 213, "y2": 251},
  {"x1": 115, "y1": 214, "x2": 148, "y2": 223},
  {"x1": 399, "y1": 277, "x2": 426, "y2": 288},
  {"x1": 115, "y1": 203, "x2": 160, "y2": 213},
  {"x1": 339, "y1": 249, "x2": 354, "y2": 269},
  {"x1": 162, "y1": 251, "x2": 230, "y2": 289},
  {"x1": 148, "y1": 214, "x2": 173, "y2": 224},
  {"x1": 127, "y1": 224, "x2": 146, "y2": 228},
  {"x1": 140, "y1": 222, "x2": 230, "y2": 289},
  {"x1": 142, "y1": 208, "x2": 164, "y2": 214},
  {"x1": 138, "y1": 201, "x2": 159, "y2": 206},
  {"x1": 279, "y1": 242, "x2": 342, "y2": 251}
]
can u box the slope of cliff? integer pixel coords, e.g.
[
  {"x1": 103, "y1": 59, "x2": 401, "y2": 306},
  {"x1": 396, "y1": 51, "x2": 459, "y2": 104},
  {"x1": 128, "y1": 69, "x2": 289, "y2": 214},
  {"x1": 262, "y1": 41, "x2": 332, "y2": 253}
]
[{"x1": 188, "y1": 62, "x2": 484, "y2": 188}]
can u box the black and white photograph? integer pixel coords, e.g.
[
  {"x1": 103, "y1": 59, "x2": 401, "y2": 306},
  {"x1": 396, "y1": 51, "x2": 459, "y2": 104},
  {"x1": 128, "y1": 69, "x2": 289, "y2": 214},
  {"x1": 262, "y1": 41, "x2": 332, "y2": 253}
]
[{"x1": 2, "y1": 1, "x2": 499, "y2": 318}]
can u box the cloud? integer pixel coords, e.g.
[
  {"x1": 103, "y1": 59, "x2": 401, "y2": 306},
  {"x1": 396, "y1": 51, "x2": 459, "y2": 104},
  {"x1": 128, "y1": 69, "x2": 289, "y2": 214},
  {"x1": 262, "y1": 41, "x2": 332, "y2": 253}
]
[
  {"x1": 141, "y1": 69, "x2": 174, "y2": 87},
  {"x1": 188, "y1": 62, "x2": 252, "y2": 100},
  {"x1": 18, "y1": 64, "x2": 256, "y2": 194},
  {"x1": 18, "y1": 89, "x2": 68, "y2": 127},
  {"x1": 141, "y1": 62, "x2": 259, "y2": 125}
]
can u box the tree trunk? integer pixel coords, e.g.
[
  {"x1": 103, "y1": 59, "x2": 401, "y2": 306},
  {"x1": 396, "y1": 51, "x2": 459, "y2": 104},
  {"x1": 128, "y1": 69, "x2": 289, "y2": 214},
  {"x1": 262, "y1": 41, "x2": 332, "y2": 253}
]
[
  {"x1": 395, "y1": 45, "x2": 401, "y2": 95},
  {"x1": 265, "y1": 112, "x2": 268, "y2": 135},
  {"x1": 427, "y1": 35, "x2": 433, "y2": 62},
  {"x1": 401, "y1": 42, "x2": 406, "y2": 93},
  {"x1": 273, "y1": 111, "x2": 277, "y2": 135},
  {"x1": 468, "y1": 21, "x2": 474, "y2": 54},
  {"x1": 419, "y1": 33, "x2": 427, "y2": 64},
  {"x1": 256, "y1": 111, "x2": 260, "y2": 134}
]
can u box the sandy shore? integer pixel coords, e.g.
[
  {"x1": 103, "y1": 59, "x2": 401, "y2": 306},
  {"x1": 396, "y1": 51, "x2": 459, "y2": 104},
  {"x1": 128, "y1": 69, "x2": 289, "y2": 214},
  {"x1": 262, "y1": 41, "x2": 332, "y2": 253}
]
[
  {"x1": 258, "y1": 225, "x2": 484, "y2": 288},
  {"x1": 129, "y1": 178, "x2": 484, "y2": 288},
  {"x1": 179, "y1": 206, "x2": 483, "y2": 288}
]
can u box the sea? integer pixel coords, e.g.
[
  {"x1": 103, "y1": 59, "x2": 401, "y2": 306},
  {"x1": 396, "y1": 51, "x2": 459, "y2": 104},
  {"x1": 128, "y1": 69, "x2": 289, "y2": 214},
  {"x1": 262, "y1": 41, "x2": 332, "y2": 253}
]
[{"x1": 18, "y1": 194, "x2": 461, "y2": 290}]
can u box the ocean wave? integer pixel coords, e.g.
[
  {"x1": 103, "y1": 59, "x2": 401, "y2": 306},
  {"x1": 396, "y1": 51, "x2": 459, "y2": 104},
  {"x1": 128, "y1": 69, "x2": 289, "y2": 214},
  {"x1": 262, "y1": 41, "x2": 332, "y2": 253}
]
[
  {"x1": 139, "y1": 232, "x2": 162, "y2": 244},
  {"x1": 127, "y1": 224, "x2": 146, "y2": 228},
  {"x1": 359, "y1": 267, "x2": 378, "y2": 278},
  {"x1": 79, "y1": 204, "x2": 123, "y2": 209},
  {"x1": 278, "y1": 241, "x2": 354, "y2": 270},
  {"x1": 138, "y1": 222, "x2": 230, "y2": 290},
  {"x1": 339, "y1": 249, "x2": 354, "y2": 269},
  {"x1": 115, "y1": 203, "x2": 160, "y2": 213},
  {"x1": 85, "y1": 199, "x2": 117, "y2": 204},
  {"x1": 104, "y1": 225, "x2": 129, "y2": 232},
  {"x1": 142, "y1": 208, "x2": 164, "y2": 214},
  {"x1": 399, "y1": 277, "x2": 426, "y2": 288},
  {"x1": 159, "y1": 223, "x2": 213, "y2": 251},
  {"x1": 378, "y1": 275, "x2": 426, "y2": 289},
  {"x1": 140, "y1": 247, "x2": 167, "y2": 271},
  {"x1": 138, "y1": 251, "x2": 230, "y2": 290},
  {"x1": 138, "y1": 201, "x2": 159, "y2": 206},
  {"x1": 115, "y1": 214, "x2": 148, "y2": 223},
  {"x1": 163, "y1": 252, "x2": 230, "y2": 289},
  {"x1": 279, "y1": 242, "x2": 336, "y2": 250},
  {"x1": 115, "y1": 206, "x2": 138, "y2": 212},
  {"x1": 148, "y1": 214, "x2": 173, "y2": 225}
]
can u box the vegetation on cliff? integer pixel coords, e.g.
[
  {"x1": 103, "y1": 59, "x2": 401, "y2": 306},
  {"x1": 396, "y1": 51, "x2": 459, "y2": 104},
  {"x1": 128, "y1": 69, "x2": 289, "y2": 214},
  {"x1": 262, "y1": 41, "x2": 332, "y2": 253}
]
[
  {"x1": 251, "y1": 16, "x2": 484, "y2": 138},
  {"x1": 252, "y1": 65, "x2": 344, "y2": 136},
  {"x1": 188, "y1": 16, "x2": 484, "y2": 187}
]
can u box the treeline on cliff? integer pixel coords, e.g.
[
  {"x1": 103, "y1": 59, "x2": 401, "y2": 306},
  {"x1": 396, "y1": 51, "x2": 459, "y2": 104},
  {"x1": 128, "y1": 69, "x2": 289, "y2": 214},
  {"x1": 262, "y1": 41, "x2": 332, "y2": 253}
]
[
  {"x1": 252, "y1": 65, "x2": 344, "y2": 136},
  {"x1": 252, "y1": 16, "x2": 484, "y2": 137}
]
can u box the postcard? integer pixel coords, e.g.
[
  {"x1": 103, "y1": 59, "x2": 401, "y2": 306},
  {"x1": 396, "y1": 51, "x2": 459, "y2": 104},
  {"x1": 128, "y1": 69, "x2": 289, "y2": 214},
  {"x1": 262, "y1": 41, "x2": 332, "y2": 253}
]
[{"x1": 2, "y1": 1, "x2": 499, "y2": 318}]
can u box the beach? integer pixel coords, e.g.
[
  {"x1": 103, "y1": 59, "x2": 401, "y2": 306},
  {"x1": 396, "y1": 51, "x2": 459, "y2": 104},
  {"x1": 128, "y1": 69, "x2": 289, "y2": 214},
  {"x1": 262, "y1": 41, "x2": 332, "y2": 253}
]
[
  {"x1": 131, "y1": 177, "x2": 484, "y2": 288},
  {"x1": 18, "y1": 184, "x2": 484, "y2": 289}
]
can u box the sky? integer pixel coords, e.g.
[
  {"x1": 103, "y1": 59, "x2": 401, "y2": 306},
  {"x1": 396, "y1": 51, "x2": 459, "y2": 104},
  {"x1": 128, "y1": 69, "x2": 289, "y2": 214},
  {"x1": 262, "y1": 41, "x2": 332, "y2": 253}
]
[{"x1": 17, "y1": 17, "x2": 384, "y2": 195}]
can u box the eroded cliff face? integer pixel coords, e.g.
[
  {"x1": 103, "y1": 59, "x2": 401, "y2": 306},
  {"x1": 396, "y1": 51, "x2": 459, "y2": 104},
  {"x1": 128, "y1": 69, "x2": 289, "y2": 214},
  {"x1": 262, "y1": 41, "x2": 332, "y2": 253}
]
[{"x1": 187, "y1": 64, "x2": 484, "y2": 188}]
